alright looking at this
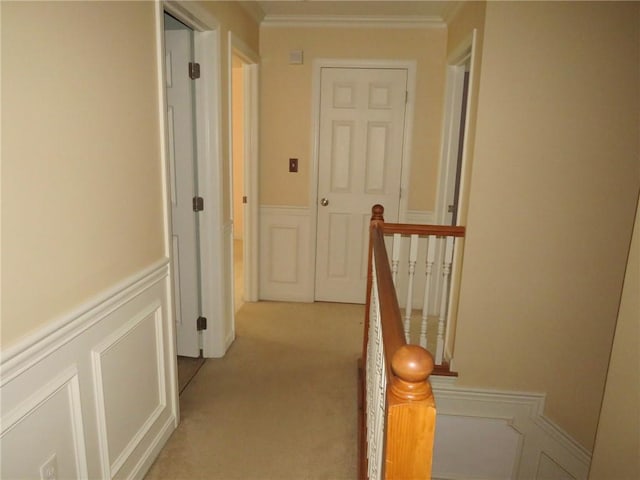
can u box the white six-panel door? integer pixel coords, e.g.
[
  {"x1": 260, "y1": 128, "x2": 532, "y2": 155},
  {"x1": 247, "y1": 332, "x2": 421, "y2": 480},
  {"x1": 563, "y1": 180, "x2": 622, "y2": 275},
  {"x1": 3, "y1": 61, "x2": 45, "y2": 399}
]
[
  {"x1": 315, "y1": 67, "x2": 408, "y2": 303},
  {"x1": 165, "y1": 27, "x2": 200, "y2": 357}
]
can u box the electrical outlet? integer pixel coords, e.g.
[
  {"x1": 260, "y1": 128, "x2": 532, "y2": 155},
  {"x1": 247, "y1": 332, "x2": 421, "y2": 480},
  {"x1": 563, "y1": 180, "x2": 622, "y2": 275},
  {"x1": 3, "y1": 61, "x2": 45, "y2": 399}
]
[{"x1": 40, "y1": 454, "x2": 57, "y2": 480}]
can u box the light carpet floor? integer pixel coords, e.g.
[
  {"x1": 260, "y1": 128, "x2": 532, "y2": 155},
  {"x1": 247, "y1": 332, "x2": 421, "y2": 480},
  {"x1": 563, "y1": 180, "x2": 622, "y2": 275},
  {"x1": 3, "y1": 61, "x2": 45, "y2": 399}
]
[{"x1": 145, "y1": 301, "x2": 364, "y2": 480}]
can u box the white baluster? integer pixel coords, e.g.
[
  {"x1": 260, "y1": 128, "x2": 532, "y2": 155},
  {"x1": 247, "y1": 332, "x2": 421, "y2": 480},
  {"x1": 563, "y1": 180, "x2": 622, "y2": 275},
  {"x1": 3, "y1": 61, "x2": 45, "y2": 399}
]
[
  {"x1": 420, "y1": 236, "x2": 437, "y2": 349},
  {"x1": 403, "y1": 234, "x2": 419, "y2": 342},
  {"x1": 366, "y1": 260, "x2": 386, "y2": 480},
  {"x1": 391, "y1": 233, "x2": 401, "y2": 287},
  {"x1": 436, "y1": 236, "x2": 454, "y2": 364}
]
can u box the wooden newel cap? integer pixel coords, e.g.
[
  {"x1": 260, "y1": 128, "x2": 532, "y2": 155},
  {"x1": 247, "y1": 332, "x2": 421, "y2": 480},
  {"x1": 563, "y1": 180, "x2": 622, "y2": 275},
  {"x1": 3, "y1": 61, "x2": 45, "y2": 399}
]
[
  {"x1": 371, "y1": 204, "x2": 384, "y2": 222},
  {"x1": 390, "y1": 345, "x2": 434, "y2": 401}
]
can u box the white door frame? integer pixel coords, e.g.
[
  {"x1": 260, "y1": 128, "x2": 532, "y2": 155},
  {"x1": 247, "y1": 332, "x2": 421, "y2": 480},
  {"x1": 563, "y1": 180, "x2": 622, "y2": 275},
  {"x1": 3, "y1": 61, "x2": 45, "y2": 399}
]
[
  {"x1": 227, "y1": 32, "x2": 260, "y2": 303},
  {"x1": 162, "y1": 1, "x2": 229, "y2": 358},
  {"x1": 435, "y1": 30, "x2": 478, "y2": 368},
  {"x1": 309, "y1": 58, "x2": 417, "y2": 298},
  {"x1": 435, "y1": 30, "x2": 478, "y2": 226}
]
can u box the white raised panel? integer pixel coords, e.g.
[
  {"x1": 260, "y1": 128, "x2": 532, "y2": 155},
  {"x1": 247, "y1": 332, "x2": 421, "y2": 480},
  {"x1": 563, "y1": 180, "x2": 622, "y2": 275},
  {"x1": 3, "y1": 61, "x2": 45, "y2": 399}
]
[
  {"x1": 359, "y1": 213, "x2": 370, "y2": 280},
  {"x1": 365, "y1": 122, "x2": 389, "y2": 193},
  {"x1": 92, "y1": 304, "x2": 166, "y2": 477},
  {"x1": 0, "y1": 368, "x2": 88, "y2": 480},
  {"x1": 167, "y1": 106, "x2": 177, "y2": 206},
  {"x1": 171, "y1": 235, "x2": 182, "y2": 325},
  {"x1": 327, "y1": 213, "x2": 350, "y2": 278},
  {"x1": 259, "y1": 206, "x2": 314, "y2": 302},
  {"x1": 330, "y1": 121, "x2": 354, "y2": 192},
  {"x1": 333, "y1": 82, "x2": 355, "y2": 108},
  {"x1": 430, "y1": 379, "x2": 591, "y2": 480},
  {"x1": 433, "y1": 415, "x2": 522, "y2": 480},
  {"x1": 368, "y1": 83, "x2": 392, "y2": 109},
  {"x1": 269, "y1": 226, "x2": 299, "y2": 283}
]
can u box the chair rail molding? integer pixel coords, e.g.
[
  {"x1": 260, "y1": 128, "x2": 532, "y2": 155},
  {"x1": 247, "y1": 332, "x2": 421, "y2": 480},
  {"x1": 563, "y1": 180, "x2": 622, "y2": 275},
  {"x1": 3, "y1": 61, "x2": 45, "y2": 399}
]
[{"x1": 0, "y1": 260, "x2": 178, "y2": 480}]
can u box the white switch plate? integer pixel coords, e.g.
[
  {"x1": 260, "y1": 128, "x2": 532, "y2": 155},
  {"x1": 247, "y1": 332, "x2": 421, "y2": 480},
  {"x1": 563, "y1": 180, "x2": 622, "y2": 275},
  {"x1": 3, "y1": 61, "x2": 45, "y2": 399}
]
[{"x1": 289, "y1": 49, "x2": 303, "y2": 64}]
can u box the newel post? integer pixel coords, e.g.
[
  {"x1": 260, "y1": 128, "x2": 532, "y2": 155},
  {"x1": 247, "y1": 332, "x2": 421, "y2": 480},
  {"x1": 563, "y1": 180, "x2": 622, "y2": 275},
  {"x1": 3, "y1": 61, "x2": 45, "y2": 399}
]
[{"x1": 385, "y1": 345, "x2": 436, "y2": 480}]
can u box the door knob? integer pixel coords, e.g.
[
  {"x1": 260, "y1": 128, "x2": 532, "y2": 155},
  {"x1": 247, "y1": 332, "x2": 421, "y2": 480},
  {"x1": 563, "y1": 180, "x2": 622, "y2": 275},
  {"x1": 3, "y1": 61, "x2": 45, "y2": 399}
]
[{"x1": 320, "y1": 198, "x2": 329, "y2": 206}]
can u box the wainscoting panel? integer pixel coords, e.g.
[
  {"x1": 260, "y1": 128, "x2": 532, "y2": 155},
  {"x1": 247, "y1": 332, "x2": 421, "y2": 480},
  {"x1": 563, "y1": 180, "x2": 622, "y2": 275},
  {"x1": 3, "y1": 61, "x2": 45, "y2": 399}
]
[
  {"x1": 431, "y1": 377, "x2": 591, "y2": 480},
  {"x1": 259, "y1": 206, "x2": 314, "y2": 302},
  {"x1": 0, "y1": 368, "x2": 87, "y2": 479},
  {"x1": 0, "y1": 260, "x2": 177, "y2": 480}
]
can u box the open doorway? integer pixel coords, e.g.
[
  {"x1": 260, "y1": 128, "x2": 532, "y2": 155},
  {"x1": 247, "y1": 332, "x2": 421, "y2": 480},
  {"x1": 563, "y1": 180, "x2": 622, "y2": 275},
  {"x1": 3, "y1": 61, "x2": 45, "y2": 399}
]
[
  {"x1": 436, "y1": 31, "x2": 477, "y2": 227},
  {"x1": 229, "y1": 33, "x2": 260, "y2": 315},
  {"x1": 162, "y1": 2, "x2": 232, "y2": 362},
  {"x1": 163, "y1": 11, "x2": 206, "y2": 393},
  {"x1": 231, "y1": 53, "x2": 245, "y2": 312},
  {"x1": 436, "y1": 30, "x2": 478, "y2": 368},
  {"x1": 438, "y1": 63, "x2": 468, "y2": 226}
]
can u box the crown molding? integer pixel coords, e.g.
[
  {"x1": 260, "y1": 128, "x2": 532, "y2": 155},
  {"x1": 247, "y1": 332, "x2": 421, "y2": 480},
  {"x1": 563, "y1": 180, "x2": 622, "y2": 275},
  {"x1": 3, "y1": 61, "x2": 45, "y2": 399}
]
[
  {"x1": 261, "y1": 14, "x2": 446, "y2": 29},
  {"x1": 443, "y1": 1, "x2": 465, "y2": 24},
  {"x1": 237, "y1": 1, "x2": 265, "y2": 25}
]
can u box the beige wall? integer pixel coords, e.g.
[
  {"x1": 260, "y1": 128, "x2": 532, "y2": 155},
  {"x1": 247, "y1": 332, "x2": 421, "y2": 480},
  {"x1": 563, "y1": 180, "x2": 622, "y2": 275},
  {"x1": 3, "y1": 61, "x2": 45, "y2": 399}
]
[
  {"x1": 589, "y1": 195, "x2": 639, "y2": 479},
  {"x1": 232, "y1": 61, "x2": 245, "y2": 239},
  {"x1": 453, "y1": 1, "x2": 640, "y2": 450},
  {"x1": 259, "y1": 26, "x2": 447, "y2": 210},
  {"x1": 1, "y1": 2, "x2": 164, "y2": 346}
]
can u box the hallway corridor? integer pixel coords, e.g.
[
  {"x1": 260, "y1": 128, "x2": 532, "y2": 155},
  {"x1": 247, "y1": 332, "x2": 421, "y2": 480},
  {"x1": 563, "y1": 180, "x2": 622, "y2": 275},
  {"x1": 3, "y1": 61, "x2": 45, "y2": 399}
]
[{"x1": 146, "y1": 301, "x2": 364, "y2": 479}]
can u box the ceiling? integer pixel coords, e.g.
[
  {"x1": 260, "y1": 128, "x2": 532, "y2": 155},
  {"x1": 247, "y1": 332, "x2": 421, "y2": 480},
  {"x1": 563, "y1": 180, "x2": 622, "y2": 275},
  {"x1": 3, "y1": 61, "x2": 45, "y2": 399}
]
[{"x1": 240, "y1": 1, "x2": 461, "y2": 24}]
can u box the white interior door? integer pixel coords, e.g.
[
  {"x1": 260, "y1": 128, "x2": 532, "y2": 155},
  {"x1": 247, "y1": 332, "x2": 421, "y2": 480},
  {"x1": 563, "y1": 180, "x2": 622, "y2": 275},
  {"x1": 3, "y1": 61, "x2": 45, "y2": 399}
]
[
  {"x1": 315, "y1": 67, "x2": 408, "y2": 303},
  {"x1": 165, "y1": 23, "x2": 201, "y2": 357}
]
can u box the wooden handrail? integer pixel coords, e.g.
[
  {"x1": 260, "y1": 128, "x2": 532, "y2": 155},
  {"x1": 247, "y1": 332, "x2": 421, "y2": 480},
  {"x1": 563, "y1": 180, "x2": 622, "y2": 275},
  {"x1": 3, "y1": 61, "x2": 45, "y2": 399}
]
[
  {"x1": 370, "y1": 220, "x2": 406, "y2": 370},
  {"x1": 382, "y1": 222, "x2": 465, "y2": 238},
  {"x1": 359, "y1": 204, "x2": 436, "y2": 480}
]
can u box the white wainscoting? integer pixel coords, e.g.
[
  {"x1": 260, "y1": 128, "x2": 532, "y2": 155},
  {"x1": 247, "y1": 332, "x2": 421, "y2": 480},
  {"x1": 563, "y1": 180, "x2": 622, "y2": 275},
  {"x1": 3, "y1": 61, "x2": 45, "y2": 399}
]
[
  {"x1": 431, "y1": 377, "x2": 591, "y2": 480},
  {"x1": 258, "y1": 207, "x2": 436, "y2": 303},
  {"x1": 259, "y1": 205, "x2": 314, "y2": 302},
  {"x1": 0, "y1": 260, "x2": 178, "y2": 480}
]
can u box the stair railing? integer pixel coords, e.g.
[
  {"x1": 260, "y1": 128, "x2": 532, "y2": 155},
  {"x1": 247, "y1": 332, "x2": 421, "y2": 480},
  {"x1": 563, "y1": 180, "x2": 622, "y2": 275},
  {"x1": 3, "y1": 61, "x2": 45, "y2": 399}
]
[
  {"x1": 381, "y1": 208, "x2": 465, "y2": 372},
  {"x1": 358, "y1": 205, "x2": 437, "y2": 480}
]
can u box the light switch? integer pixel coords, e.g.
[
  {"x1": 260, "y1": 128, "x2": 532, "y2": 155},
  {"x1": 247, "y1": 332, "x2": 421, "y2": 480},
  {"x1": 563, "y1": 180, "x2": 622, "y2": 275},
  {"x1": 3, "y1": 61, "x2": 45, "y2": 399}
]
[{"x1": 289, "y1": 158, "x2": 298, "y2": 173}]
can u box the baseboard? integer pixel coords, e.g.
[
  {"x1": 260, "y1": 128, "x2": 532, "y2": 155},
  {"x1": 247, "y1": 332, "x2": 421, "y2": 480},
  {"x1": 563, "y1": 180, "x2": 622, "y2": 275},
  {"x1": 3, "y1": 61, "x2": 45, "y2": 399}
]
[
  {"x1": 259, "y1": 205, "x2": 314, "y2": 302},
  {"x1": 0, "y1": 260, "x2": 178, "y2": 479},
  {"x1": 128, "y1": 415, "x2": 177, "y2": 480},
  {"x1": 429, "y1": 378, "x2": 591, "y2": 480}
]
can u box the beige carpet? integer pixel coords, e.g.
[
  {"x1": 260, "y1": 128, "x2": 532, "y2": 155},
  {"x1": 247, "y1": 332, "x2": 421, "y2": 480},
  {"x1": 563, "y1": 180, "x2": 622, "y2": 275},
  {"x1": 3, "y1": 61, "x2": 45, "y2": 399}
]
[{"x1": 145, "y1": 301, "x2": 364, "y2": 480}]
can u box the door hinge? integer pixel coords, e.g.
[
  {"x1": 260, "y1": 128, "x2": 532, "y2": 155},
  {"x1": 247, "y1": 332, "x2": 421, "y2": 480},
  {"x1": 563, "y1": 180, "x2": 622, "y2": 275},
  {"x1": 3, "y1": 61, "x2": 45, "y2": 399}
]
[
  {"x1": 197, "y1": 316, "x2": 207, "y2": 331},
  {"x1": 189, "y1": 62, "x2": 201, "y2": 79},
  {"x1": 193, "y1": 196, "x2": 204, "y2": 212},
  {"x1": 242, "y1": 195, "x2": 248, "y2": 204}
]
